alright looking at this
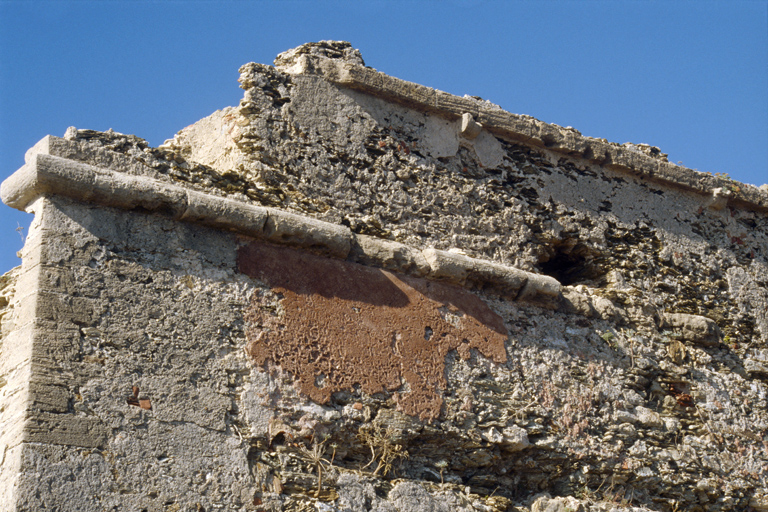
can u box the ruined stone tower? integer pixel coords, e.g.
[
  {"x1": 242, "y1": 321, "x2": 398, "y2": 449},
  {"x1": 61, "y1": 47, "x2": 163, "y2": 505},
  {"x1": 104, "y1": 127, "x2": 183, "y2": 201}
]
[{"x1": 1, "y1": 41, "x2": 767, "y2": 511}]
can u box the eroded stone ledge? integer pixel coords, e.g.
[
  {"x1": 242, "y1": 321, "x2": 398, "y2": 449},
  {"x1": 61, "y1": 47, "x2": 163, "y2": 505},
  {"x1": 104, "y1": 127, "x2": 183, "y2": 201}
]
[
  {"x1": 276, "y1": 53, "x2": 768, "y2": 213},
  {"x1": 1, "y1": 139, "x2": 561, "y2": 306}
]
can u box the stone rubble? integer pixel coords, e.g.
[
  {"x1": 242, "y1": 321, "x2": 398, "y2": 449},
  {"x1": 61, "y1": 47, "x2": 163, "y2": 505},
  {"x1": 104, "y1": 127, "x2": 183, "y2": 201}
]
[{"x1": 0, "y1": 41, "x2": 766, "y2": 511}]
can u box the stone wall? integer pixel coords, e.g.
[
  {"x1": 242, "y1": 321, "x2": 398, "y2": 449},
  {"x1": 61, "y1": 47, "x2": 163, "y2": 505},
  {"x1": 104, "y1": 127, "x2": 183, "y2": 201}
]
[{"x1": 1, "y1": 41, "x2": 766, "y2": 511}]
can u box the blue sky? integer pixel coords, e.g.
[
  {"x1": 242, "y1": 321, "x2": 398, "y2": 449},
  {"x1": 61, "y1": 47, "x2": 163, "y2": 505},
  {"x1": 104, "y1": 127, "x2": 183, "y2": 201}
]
[{"x1": 1, "y1": 0, "x2": 766, "y2": 275}]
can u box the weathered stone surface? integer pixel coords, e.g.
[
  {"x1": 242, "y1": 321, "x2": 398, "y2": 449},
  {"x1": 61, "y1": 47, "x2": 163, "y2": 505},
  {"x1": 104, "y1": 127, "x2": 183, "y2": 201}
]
[
  {"x1": 1, "y1": 41, "x2": 767, "y2": 511},
  {"x1": 660, "y1": 312, "x2": 721, "y2": 347},
  {"x1": 263, "y1": 207, "x2": 353, "y2": 258},
  {"x1": 349, "y1": 234, "x2": 431, "y2": 276}
]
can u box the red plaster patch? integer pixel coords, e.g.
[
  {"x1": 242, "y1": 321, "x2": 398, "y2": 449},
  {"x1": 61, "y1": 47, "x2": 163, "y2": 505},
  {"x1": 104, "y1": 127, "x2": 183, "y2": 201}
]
[{"x1": 239, "y1": 241, "x2": 508, "y2": 421}]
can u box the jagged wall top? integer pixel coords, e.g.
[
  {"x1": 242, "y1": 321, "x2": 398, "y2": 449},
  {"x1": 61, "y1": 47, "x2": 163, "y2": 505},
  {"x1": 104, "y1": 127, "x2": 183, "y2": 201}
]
[
  {"x1": 256, "y1": 41, "x2": 765, "y2": 213},
  {"x1": 274, "y1": 40, "x2": 366, "y2": 68}
]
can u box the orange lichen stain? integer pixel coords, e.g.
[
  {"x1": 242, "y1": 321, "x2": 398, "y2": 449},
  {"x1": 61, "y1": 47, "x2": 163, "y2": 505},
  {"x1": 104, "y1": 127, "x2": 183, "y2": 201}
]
[{"x1": 238, "y1": 241, "x2": 508, "y2": 421}]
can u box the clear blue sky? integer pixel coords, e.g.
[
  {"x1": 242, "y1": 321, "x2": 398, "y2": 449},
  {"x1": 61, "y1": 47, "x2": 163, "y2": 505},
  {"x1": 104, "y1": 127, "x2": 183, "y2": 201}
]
[{"x1": 1, "y1": 1, "x2": 767, "y2": 275}]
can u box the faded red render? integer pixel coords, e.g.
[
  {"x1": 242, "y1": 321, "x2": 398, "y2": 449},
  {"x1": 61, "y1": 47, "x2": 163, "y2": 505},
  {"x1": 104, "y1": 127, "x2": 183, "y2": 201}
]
[{"x1": 238, "y1": 241, "x2": 509, "y2": 421}]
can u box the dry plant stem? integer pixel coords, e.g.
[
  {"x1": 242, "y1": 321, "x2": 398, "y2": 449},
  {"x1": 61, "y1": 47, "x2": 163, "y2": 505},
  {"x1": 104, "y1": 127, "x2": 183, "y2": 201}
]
[
  {"x1": 358, "y1": 425, "x2": 408, "y2": 477},
  {"x1": 361, "y1": 443, "x2": 377, "y2": 472},
  {"x1": 330, "y1": 443, "x2": 338, "y2": 465},
  {"x1": 298, "y1": 439, "x2": 328, "y2": 497}
]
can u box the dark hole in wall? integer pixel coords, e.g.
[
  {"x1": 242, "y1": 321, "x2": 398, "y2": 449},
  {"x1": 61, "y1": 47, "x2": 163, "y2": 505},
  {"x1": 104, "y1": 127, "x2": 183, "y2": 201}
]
[
  {"x1": 270, "y1": 432, "x2": 286, "y2": 447},
  {"x1": 539, "y1": 241, "x2": 605, "y2": 286}
]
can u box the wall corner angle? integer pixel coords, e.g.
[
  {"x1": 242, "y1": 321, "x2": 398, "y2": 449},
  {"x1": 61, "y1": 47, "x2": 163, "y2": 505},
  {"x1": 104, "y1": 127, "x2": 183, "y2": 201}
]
[{"x1": 2, "y1": 158, "x2": 44, "y2": 212}]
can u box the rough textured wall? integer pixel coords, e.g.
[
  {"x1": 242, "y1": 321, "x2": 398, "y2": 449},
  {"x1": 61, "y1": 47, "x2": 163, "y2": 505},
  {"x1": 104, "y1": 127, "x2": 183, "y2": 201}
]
[
  {"x1": 0, "y1": 265, "x2": 23, "y2": 507},
  {"x1": 1, "y1": 41, "x2": 767, "y2": 512},
  {"x1": 2, "y1": 196, "x2": 258, "y2": 511}
]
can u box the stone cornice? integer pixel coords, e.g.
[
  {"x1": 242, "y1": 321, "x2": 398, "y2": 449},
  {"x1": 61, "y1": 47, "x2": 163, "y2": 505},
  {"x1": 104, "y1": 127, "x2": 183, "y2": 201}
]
[{"x1": 1, "y1": 136, "x2": 562, "y2": 308}]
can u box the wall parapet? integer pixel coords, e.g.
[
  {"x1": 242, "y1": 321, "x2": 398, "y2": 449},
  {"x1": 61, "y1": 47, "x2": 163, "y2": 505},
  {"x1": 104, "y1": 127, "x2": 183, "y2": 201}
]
[
  {"x1": 1, "y1": 136, "x2": 561, "y2": 307},
  {"x1": 276, "y1": 52, "x2": 768, "y2": 213}
]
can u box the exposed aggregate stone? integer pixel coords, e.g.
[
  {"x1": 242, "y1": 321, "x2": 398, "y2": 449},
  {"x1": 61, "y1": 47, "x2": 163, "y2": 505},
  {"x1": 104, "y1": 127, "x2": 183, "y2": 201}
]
[{"x1": 2, "y1": 41, "x2": 767, "y2": 511}]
